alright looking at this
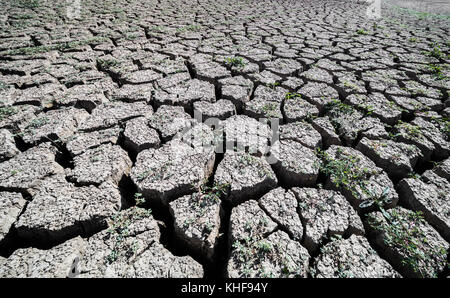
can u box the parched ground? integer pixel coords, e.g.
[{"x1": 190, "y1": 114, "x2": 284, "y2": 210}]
[{"x1": 0, "y1": 0, "x2": 449, "y2": 278}]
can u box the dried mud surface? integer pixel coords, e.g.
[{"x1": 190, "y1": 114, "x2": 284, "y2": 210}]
[{"x1": 0, "y1": 0, "x2": 449, "y2": 278}]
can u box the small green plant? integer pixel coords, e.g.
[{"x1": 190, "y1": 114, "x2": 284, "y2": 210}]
[
  {"x1": 426, "y1": 63, "x2": 446, "y2": 80},
  {"x1": 323, "y1": 99, "x2": 355, "y2": 116},
  {"x1": 26, "y1": 117, "x2": 49, "y2": 130},
  {"x1": 261, "y1": 102, "x2": 279, "y2": 118},
  {"x1": 194, "y1": 182, "x2": 229, "y2": 205},
  {"x1": 231, "y1": 214, "x2": 302, "y2": 277},
  {"x1": 225, "y1": 56, "x2": 245, "y2": 68},
  {"x1": 204, "y1": 221, "x2": 214, "y2": 233},
  {"x1": 342, "y1": 80, "x2": 361, "y2": 91},
  {"x1": 356, "y1": 29, "x2": 368, "y2": 35},
  {"x1": 285, "y1": 92, "x2": 302, "y2": 100},
  {"x1": 402, "y1": 85, "x2": 426, "y2": 97},
  {"x1": 90, "y1": 155, "x2": 100, "y2": 162},
  {"x1": 176, "y1": 24, "x2": 201, "y2": 32},
  {"x1": 97, "y1": 58, "x2": 119, "y2": 70},
  {"x1": 407, "y1": 172, "x2": 421, "y2": 179},
  {"x1": 134, "y1": 193, "x2": 145, "y2": 206},
  {"x1": 368, "y1": 209, "x2": 447, "y2": 278},
  {"x1": 136, "y1": 163, "x2": 170, "y2": 182},
  {"x1": 136, "y1": 170, "x2": 150, "y2": 181},
  {"x1": 256, "y1": 240, "x2": 273, "y2": 254},
  {"x1": 150, "y1": 26, "x2": 167, "y2": 33},
  {"x1": 179, "y1": 182, "x2": 228, "y2": 239},
  {"x1": 316, "y1": 148, "x2": 378, "y2": 201},
  {"x1": 430, "y1": 117, "x2": 450, "y2": 140},
  {"x1": 18, "y1": 0, "x2": 40, "y2": 8},
  {"x1": 361, "y1": 104, "x2": 375, "y2": 116},
  {"x1": 266, "y1": 82, "x2": 280, "y2": 90},
  {"x1": 389, "y1": 120, "x2": 422, "y2": 140},
  {"x1": 423, "y1": 43, "x2": 445, "y2": 59},
  {"x1": 15, "y1": 14, "x2": 34, "y2": 19},
  {"x1": 409, "y1": 37, "x2": 418, "y2": 42},
  {"x1": 232, "y1": 218, "x2": 274, "y2": 277},
  {"x1": 125, "y1": 33, "x2": 139, "y2": 40},
  {"x1": 183, "y1": 217, "x2": 195, "y2": 229},
  {"x1": 105, "y1": 207, "x2": 152, "y2": 264},
  {"x1": 10, "y1": 169, "x2": 21, "y2": 176},
  {"x1": 0, "y1": 106, "x2": 17, "y2": 121}
]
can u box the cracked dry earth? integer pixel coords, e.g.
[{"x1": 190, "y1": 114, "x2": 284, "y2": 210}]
[{"x1": 0, "y1": 0, "x2": 449, "y2": 278}]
